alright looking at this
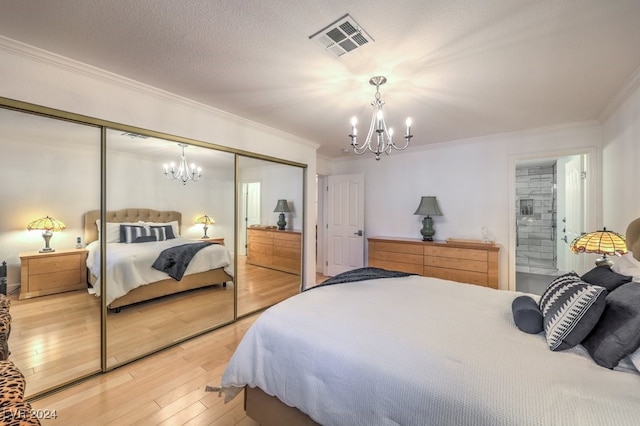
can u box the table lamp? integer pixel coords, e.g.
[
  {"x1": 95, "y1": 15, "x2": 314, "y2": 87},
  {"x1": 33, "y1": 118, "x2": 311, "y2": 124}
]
[
  {"x1": 27, "y1": 215, "x2": 66, "y2": 252},
  {"x1": 194, "y1": 215, "x2": 215, "y2": 239},
  {"x1": 414, "y1": 196, "x2": 443, "y2": 241},
  {"x1": 274, "y1": 199, "x2": 290, "y2": 230},
  {"x1": 570, "y1": 227, "x2": 627, "y2": 267}
]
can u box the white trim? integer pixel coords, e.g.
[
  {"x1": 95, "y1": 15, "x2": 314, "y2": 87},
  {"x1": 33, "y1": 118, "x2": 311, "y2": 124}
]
[
  {"x1": 599, "y1": 64, "x2": 640, "y2": 122},
  {"x1": 507, "y1": 146, "x2": 600, "y2": 292}
]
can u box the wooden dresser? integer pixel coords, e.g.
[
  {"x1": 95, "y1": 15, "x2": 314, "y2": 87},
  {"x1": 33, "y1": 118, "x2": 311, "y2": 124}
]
[
  {"x1": 368, "y1": 237, "x2": 500, "y2": 289},
  {"x1": 19, "y1": 248, "x2": 88, "y2": 299},
  {"x1": 247, "y1": 227, "x2": 301, "y2": 275}
]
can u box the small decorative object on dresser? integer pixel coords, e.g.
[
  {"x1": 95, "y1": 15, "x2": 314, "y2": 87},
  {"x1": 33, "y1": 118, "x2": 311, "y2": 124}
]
[
  {"x1": 194, "y1": 214, "x2": 215, "y2": 239},
  {"x1": 26, "y1": 215, "x2": 66, "y2": 253},
  {"x1": 273, "y1": 199, "x2": 291, "y2": 231},
  {"x1": 413, "y1": 196, "x2": 443, "y2": 241},
  {"x1": 570, "y1": 227, "x2": 627, "y2": 266}
]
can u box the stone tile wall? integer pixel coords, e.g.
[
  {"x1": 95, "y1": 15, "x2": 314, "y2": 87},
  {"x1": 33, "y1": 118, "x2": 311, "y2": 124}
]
[{"x1": 515, "y1": 163, "x2": 557, "y2": 274}]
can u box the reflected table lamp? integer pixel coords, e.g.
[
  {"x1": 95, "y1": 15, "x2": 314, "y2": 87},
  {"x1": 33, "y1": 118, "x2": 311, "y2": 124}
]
[
  {"x1": 27, "y1": 215, "x2": 66, "y2": 253},
  {"x1": 570, "y1": 227, "x2": 628, "y2": 267},
  {"x1": 195, "y1": 215, "x2": 215, "y2": 239},
  {"x1": 414, "y1": 196, "x2": 443, "y2": 241},
  {"x1": 274, "y1": 199, "x2": 291, "y2": 230}
]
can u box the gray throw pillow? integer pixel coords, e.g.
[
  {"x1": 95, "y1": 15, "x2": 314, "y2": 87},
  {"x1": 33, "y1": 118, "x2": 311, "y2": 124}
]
[
  {"x1": 582, "y1": 282, "x2": 640, "y2": 368},
  {"x1": 539, "y1": 273, "x2": 607, "y2": 351},
  {"x1": 581, "y1": 266, "x2": 632, "y2": 292},
  {"x1": 512, "y1": 295, "x2": 543, "y2": 334}
]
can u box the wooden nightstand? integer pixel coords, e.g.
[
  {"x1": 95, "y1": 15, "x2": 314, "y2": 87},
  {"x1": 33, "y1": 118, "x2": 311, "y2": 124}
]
[{"x1": 19, "y1": 248, "x2": 88, "y2": 299}]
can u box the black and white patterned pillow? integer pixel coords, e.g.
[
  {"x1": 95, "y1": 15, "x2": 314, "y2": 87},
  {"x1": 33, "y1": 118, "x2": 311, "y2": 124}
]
[
  {"x1": 119, "y1": 224, "x2": 149, "y2": 244},
  {"x1": 538, "y1": 272, "x2": 608, "y2": 351},
  {"x1": 149, "y1": 225, "x2": 175, "y2": 241}
]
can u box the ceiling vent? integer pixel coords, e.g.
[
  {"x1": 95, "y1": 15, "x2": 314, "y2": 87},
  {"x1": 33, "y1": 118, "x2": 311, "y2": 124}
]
[{"x1": 309, "y1": 14, "x2": 374, "y2": 57}]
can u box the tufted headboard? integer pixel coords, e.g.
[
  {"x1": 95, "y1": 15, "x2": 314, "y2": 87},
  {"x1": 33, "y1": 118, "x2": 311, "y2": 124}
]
[
  {"x1": 84, "y1": 208, "x2": 182, "y2": 244},
  {"x1": 626, "y1": 218, "x2": 640, "y2": 261}
]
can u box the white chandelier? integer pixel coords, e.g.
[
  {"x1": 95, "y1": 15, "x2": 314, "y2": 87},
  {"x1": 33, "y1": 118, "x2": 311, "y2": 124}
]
[
  {"x1": 163, "y1": 143, "x2": 202, "y2": 185},
  {"x1": 349, "y1": 76, "x2": 413, "y2": 160}
]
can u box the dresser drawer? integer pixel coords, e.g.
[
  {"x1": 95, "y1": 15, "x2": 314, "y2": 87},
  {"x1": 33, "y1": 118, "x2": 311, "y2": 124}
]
[
  {"x1": 424, "y1": 256, "x2": 488, "y2": 273},
  {"x1": 249, "y1": 242, "x2": 273, "y2": 255},
  {"x1": 273, "y1": 255, "x2": 301, "y2": 273},
  {"x1": 369, "y1": 259, "x2": 423, "y2": 275},
  {"x1": 424, "y1": 246, "x2": 487, "y2": 262},
  {"x1": 371, "y1": 241, "x2": 423, "y2": 255},
  {"x1": 273, "y1": 232, "x2": 300, "y2": 243},
  {"x1": 248, "y1": 233, "x2": 273, "y2": 245},
  {"x1": 274, "y1": 246, "x2": 299, "y2": 259}
]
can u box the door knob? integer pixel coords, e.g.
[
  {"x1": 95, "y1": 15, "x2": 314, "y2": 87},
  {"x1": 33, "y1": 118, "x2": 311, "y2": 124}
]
[{"x1": 354, "y1": 230, "x2": 363, "y2": 236}]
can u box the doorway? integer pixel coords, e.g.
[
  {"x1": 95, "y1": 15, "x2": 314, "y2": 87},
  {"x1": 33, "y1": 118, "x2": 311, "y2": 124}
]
[{"x1": 514, "y1": 154, "x2": 589, "y2": 295}]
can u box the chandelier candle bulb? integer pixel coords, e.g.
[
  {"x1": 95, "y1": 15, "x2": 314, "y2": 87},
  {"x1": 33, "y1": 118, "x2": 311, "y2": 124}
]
[{"x1": 406, "y1": 118, "x2": 412, "y2": 136}]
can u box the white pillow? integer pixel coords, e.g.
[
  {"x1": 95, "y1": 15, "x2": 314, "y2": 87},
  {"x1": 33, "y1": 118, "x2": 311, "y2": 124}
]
[
  {"x1": 96, "y1": 220, "x2": 142, "y2": 243},
  {"x1": 143, "y1": 220, "x2": 180, "y2": 238},
  {"x1": 612, "y1": 254, "x2": 640, "y2": 282}
]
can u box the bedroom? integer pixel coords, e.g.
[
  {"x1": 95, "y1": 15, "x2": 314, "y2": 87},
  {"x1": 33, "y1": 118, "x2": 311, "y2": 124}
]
[{"x1": 0, "y1": 0, "x2": 639, "y2": 424}]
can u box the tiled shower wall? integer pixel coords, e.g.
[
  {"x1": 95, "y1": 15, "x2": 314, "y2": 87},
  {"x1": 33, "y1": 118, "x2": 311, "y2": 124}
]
[{"x1": 516, "y1": 163, "x2": 557, "y2": 274}]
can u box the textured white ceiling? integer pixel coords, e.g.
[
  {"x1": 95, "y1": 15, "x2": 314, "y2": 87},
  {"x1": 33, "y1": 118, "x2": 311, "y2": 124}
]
[{"x1": 0, "y1": 0, "x2": 639, "y2": 158}]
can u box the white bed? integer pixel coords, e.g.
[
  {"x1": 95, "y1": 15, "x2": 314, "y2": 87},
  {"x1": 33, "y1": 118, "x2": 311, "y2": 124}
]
[
  {"x1": 219, "y1": 218, "x2": 640, "y2": 425},
  {"x1": 84, "y1": 208, "x2": 233, "y2": 311},
  {"x1": 86, "y1": 237, "x2": 232, "y2": 306}
]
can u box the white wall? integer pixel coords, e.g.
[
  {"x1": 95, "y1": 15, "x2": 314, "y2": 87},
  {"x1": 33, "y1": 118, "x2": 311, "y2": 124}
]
[
  {"x1": 0, "y1": 37, "x2": 319, "y2": 286},
  {"x1": 602, "y1": 83, "x2": 640, "y2": 231},
  {"x1": 331, "y1": 122, "x2": 603, "y2": 289}
]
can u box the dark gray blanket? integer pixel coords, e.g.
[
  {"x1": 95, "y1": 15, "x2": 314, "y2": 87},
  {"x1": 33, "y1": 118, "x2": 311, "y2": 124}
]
[
  {"x1": 307, "y1": 267, "x2": 415, "y2": 291},
  {"x1": 151, "y1": 242, "x2": 217, "y2": 280}
]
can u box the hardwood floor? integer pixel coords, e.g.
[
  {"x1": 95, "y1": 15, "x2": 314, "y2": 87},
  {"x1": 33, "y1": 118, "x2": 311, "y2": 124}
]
[
  {"x1": 31, "y1": 314, "x2": 260, "y2": 425},
  {"x1": 7, "y1": 258, "x2": 308, "y2": 400},
  {"x1": 9, "y1": 261, "x2": 328, "y2": 424}
]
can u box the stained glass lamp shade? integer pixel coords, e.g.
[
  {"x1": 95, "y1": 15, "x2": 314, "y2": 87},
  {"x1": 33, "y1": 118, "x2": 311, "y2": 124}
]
[
  {"x1": 27, "y1": 216, "x2": 66, "y2": 253},
  {"x1": 194, "y1": 215, "x2": 215, "y2": 239},
  {"x1": 570, "y1": 227, "x2": 628, "y2": 266}
]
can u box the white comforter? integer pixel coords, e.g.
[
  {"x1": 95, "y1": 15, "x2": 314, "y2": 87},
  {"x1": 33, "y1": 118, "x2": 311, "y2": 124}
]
[
  {"x1": 86, "y1": 238, "x2": 232, "y2": 305},
  {"x1": 220, "y1": 275, "x2": 640, "y2": 426}
]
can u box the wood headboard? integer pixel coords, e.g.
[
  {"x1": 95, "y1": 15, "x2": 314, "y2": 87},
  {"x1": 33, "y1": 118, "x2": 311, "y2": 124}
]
[
  {"x1": 627, "y1": 218, "x2": 640, "y2": 261},
  {"x1": 84, "y1": 208, "x2": 182, "y2": 243}
]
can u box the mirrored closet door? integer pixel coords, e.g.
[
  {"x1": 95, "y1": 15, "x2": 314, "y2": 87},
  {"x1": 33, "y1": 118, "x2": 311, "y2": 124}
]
[
  {"x1": 236, "y1": 156, "x2": 304, "y2": 316},
  {"x1": 0, "y1": 107, "x2": 102, "y2": 398},
  {"x1": 103, "y1": 129, "x2": 236, "y2": 368}
]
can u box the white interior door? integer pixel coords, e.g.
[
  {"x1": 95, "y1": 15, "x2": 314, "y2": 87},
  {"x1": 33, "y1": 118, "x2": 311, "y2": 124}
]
[
  {"x1": 562, "y1": 155, "x2": 587, "y2": 274},
  {"x1": 326, "y1": 174, "x2": 365, "y2": 276},
  {"x1": 239, "y1": 181, "x2": 261, "y2": 256}
]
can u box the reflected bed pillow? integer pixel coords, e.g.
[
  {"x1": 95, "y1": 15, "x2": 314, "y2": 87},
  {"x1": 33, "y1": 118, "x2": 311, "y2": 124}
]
[
  {"x1": 149, "y1": 225, "x2": 175, "y2": 241},
  {"x1": 581, "y1": 266, "x2": 632, "y2": 292},
  {"x1": 96, "y1": 220, "x2": 140, "y2": 243},
  {"x1": 539, "y1": 272, "x2": 607, "y2": 351},
  {"x1": 144, "y1": 220, "x2": 180, "y2": 238},
  {"x1": 120, "y1": 224, "x2": 149, "y2": 244}
]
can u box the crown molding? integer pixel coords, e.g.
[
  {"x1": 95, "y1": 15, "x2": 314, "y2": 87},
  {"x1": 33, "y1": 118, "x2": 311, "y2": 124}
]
[
  {"x1": 598, "y1": 64, "x2": 640, "y2": 122},
  {"x1": 0, "y1": 36, "x2": 320, "y2": 150}
]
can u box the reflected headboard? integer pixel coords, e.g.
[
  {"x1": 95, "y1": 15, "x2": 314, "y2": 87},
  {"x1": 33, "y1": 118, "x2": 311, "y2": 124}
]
[
  {"x1": 84, "y1": 208, "x2": 182, "y2": 244},
  {"x1": 626, "y1": 218, "x2": 640, "y2": 261}
]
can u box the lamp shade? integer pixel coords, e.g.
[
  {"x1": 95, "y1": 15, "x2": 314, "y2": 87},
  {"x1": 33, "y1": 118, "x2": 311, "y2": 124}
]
[
  {"x1": 570, "y1": 227, "x2": 628, "y2": 256},
  {"x1": 194, "y1": 215, "x2": 215, "y2": 225},
  {"x1": 27, "y1": 216, "x2": 66, "y2": 232},
  {"x1": 274, "y1": 199, "x2": 291, "y2": 213},
  {"x1": 413, "y1": 196, "x2": 443, "y2": 217}
]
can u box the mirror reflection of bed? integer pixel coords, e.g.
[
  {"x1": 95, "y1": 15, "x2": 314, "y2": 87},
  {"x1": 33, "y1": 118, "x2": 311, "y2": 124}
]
[{"x1": 83, "y1": 208, "x2": 235, "y2": 365}]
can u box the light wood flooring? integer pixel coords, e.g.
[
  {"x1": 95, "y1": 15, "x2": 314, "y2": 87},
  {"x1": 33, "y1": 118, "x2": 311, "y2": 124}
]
[
  {"x1": 8, "y1": 259, "x2": 305, "y2": 400},
  {"x1": 28, "y1": 271, "x2": 330, "y2": 425},
  {"x1": 31, "y1": 314, "x2": 260, "y2": 426}
]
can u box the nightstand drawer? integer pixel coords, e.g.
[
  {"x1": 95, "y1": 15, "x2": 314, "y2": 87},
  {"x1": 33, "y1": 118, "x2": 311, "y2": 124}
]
[
  {"x1": 28, "y1": 269, "x2": 84, "y2": 292},
  {"x1": 28, "y1": 253, "x2": 83, "y2": 275}
]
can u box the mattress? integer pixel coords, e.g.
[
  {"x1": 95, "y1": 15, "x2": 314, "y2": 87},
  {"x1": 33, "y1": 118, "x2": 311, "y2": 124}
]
[
  {"x1": 86, "y1": 238, "x2": 232, "y2": 305},
  {"x1": 220, "y1": 275, "x2": 640, "y2": 426}
]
